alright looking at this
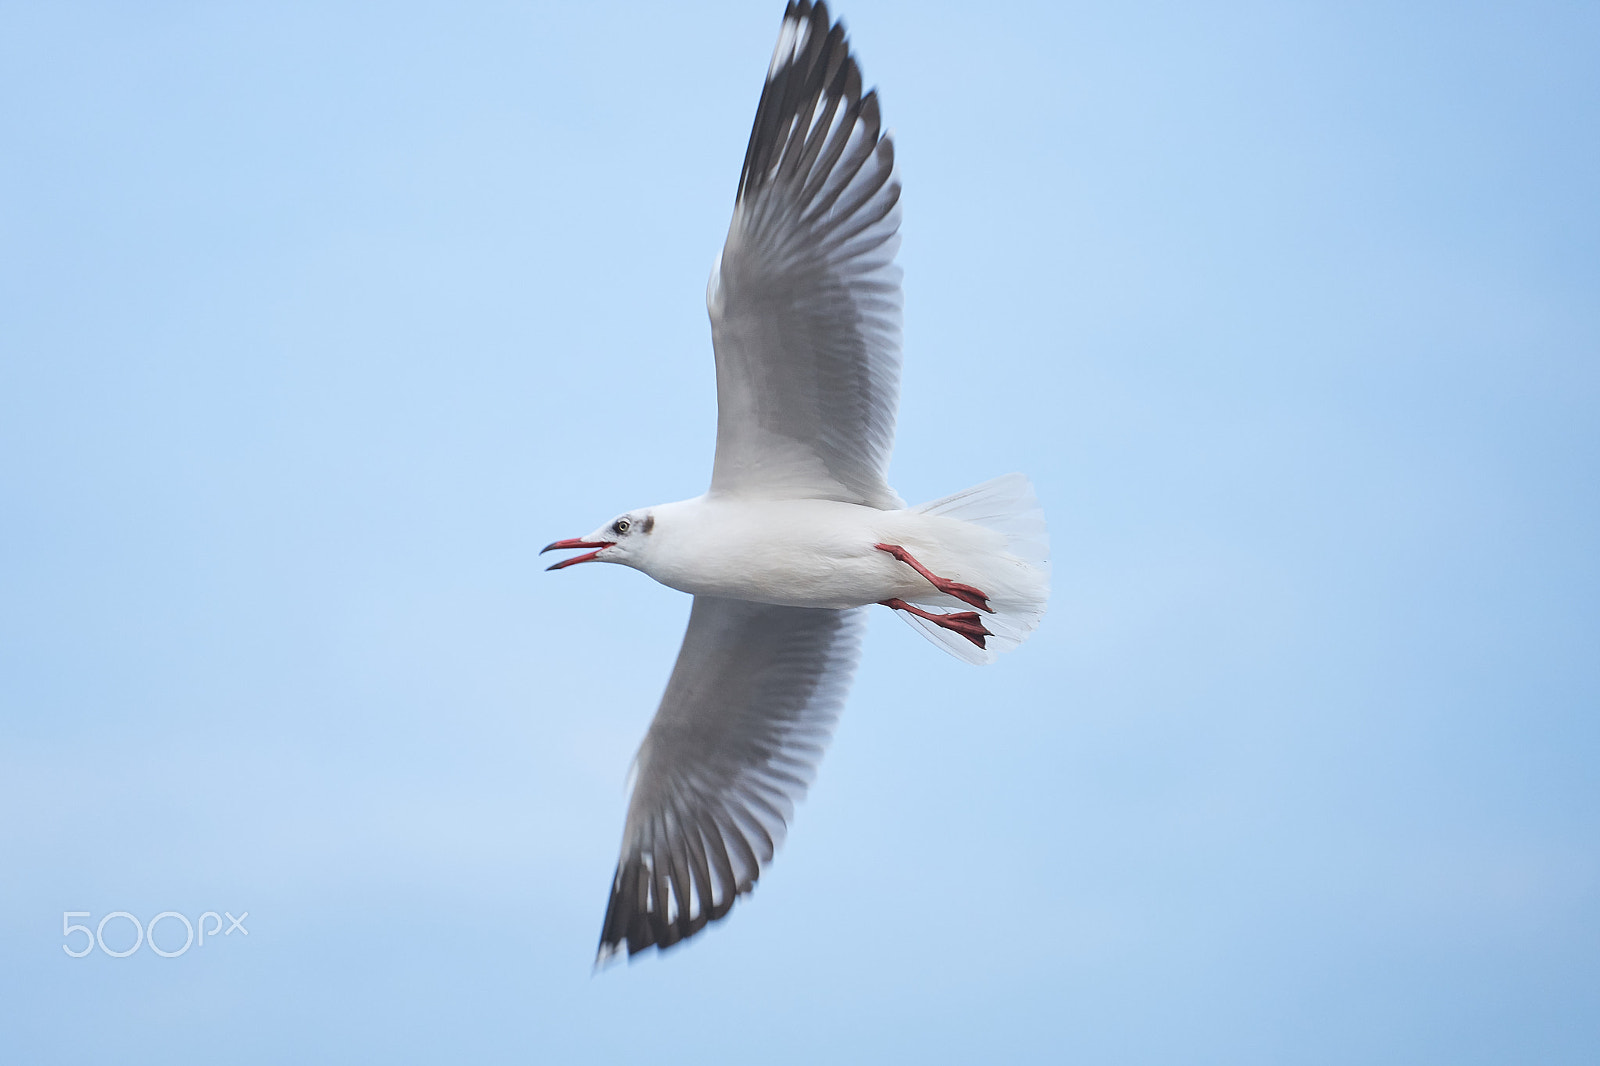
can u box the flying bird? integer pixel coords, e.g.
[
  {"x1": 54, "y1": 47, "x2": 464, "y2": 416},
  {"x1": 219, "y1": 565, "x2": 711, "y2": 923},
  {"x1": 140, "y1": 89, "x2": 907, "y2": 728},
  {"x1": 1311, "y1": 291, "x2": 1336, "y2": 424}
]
[{"x1": 544, "y1": 0, "x2": 1050, "y2": 965}]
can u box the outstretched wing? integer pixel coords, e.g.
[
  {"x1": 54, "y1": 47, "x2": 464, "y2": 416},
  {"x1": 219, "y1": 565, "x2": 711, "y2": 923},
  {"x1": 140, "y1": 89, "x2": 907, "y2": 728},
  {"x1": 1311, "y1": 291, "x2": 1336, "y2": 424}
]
[
  {"x1": 707, "y1": 0, "x2": 903, "y2": 508},
  {"x1": 596, "y1": 596, "x2": 865, "y2": 964}
]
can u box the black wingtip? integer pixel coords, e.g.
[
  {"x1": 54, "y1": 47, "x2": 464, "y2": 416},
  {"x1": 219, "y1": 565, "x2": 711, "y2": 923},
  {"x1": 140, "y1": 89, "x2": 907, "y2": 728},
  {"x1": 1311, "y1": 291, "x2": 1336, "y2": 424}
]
[
  {"x1": 739, "y1": 0, "x2": 868, "y2": 205},
  {"x1": 594, "y1": 823, "x2": 765, "y2": 967}
]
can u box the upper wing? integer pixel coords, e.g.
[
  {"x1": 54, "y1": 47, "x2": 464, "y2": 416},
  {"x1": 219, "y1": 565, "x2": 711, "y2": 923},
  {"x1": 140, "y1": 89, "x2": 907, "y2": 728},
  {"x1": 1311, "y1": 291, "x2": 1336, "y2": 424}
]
[
  {"x1": 706, "y1": 0, "x2": 903, "y2": 508},
  {"x1": 596, "y1": 596, "x2": 865, "y2": 964}
]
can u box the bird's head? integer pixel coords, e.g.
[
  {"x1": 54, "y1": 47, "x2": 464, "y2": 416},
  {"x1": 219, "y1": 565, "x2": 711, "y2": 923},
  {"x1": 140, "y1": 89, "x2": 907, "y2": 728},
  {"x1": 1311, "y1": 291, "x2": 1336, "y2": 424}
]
[{"x1": 541, "y1": 510, "x2": 656, "y2": 570}]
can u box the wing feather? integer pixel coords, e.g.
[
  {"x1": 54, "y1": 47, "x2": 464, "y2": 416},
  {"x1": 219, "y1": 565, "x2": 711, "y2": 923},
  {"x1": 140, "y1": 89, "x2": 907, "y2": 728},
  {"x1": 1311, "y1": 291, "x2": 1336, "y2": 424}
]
[
  {"x1": 596, "y1": 596, "x2": 865, "y2": 963},
  {"x1": 708, "y1": 0, "x2": 903, "y2": 507}
]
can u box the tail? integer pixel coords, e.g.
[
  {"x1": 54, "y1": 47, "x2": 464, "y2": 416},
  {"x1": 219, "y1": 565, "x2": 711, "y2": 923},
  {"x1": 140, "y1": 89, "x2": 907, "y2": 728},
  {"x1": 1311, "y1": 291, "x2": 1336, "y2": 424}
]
[{"x1": 899, "y1": 474, "x2": 1050, "y2": 665}]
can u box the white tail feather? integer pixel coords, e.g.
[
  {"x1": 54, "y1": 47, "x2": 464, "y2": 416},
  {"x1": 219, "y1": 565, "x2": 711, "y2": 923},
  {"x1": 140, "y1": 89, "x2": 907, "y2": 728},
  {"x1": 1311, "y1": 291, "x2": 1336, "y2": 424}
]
[{"x1": 898, "y1": 474, "x2": 1050, "y2": 664}]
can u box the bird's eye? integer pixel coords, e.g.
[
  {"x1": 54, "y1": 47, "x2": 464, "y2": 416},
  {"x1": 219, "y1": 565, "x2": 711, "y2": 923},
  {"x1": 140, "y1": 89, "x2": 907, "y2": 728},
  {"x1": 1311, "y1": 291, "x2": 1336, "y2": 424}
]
[{"x1": 613, "y1": 518, "x2": 631, "y2": 535}]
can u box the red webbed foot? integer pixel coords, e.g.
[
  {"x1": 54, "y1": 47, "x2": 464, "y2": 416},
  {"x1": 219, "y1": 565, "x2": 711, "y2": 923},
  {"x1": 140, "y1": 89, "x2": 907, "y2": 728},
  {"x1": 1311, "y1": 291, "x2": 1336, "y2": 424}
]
[
  {"x1": 879, "y1": 598, "x2": 990, "y2": 650},
  {"x1": 874, "y1": 543, "x2": 993, "y2": 613}
]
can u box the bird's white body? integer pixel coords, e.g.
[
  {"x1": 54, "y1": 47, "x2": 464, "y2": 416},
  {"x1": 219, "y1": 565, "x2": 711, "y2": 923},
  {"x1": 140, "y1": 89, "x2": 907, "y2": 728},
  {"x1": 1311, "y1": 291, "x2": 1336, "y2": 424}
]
[
  {"x1": 574, "y1": 471, "x2": 1050, "y2": 666},
  {"x1": 615, "y1": 494, "x2": 1042, "y2": 620},
  {"x1": 636, "y1": 497, "x2": 967, "y2": 610}
]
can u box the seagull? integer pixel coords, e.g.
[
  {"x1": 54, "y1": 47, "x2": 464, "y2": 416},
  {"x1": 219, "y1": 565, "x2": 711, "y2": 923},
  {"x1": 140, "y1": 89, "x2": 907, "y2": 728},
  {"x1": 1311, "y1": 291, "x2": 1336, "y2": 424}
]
[{"x1": 544, "y1": 0, "x2": 1050, "y2": 965}]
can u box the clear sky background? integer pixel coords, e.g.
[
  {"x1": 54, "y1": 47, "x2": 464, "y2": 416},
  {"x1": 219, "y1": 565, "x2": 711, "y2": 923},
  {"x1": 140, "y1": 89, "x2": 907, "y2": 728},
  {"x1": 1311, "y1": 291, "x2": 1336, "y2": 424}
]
[{"x1": 3, "y1": 1, "x2": 1597, "y2": 1062}]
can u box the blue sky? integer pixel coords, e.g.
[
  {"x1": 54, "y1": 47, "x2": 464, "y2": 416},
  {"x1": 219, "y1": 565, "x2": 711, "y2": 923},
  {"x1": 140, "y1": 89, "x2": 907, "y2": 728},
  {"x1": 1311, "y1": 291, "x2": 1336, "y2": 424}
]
[{"x1": 2, "y1": 1, "x2": 1597, "y2": 1062}]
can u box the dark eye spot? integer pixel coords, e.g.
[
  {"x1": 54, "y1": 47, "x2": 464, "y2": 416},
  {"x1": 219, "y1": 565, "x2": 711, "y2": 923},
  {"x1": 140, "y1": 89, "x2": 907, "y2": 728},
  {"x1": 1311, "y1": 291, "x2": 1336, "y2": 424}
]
[{"x1": 613, "y1": 518, "x2": 631, "y2": 535}]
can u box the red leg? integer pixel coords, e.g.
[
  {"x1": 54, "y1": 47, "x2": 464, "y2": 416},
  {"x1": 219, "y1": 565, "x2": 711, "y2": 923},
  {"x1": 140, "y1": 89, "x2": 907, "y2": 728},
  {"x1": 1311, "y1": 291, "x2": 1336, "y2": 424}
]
[
  {"x1": 879, "y1": 598, "x2": 990, "y2": 650},
  {"x1": 874, "y1": 543, "x2": 994, "y2": 613}
]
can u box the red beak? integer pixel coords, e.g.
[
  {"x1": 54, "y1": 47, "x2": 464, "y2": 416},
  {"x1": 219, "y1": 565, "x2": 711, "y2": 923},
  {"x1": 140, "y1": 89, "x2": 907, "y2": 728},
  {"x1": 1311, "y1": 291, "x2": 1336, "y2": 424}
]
[{"x1": 540, "y1": 538, "x2": 615, "y2": 570}]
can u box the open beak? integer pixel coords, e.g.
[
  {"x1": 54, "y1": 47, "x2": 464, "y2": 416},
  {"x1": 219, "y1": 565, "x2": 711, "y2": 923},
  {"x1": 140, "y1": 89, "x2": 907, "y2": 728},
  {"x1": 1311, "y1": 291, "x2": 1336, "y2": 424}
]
[{"x1": 540, "y1": 538, "x2": 615, "y2": 571}]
